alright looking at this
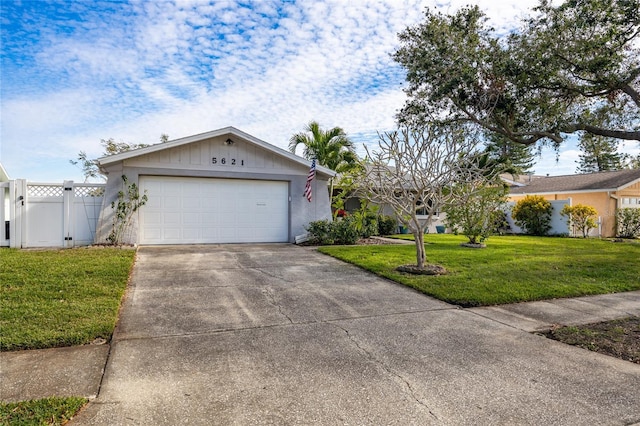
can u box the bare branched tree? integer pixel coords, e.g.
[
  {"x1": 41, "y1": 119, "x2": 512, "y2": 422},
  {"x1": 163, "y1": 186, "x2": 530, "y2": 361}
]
[{"x1": 358, "y1": 124, "x2": 488, "y2": 270}]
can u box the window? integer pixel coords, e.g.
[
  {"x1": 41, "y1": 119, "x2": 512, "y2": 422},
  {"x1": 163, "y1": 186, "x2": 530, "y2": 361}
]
[
  {"x1": 621, "y1": 197, "x2": 640, "y2": 208},
  {"x1": 416, "y1": 199, "x2": 438, "y2": 217}
]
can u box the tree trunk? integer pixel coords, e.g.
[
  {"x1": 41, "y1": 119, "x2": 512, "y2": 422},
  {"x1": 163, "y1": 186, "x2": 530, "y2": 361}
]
[{"x1": 414, "y1": 231, "x2": 426, "y2": 269}]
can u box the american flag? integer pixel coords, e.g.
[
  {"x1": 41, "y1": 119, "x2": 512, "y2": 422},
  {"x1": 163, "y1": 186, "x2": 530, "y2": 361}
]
[{"x1": 304, "y1": 159, "x2": 316, "y2": 202}]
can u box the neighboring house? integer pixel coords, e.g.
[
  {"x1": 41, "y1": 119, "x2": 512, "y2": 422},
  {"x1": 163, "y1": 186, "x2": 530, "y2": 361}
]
[
  {"x1": 95, "y1": 127, "x2": 335, "y2": 245},
  {"x1": 341, "y1": 193, "x2": 447, "y2": 234},
  {"x1": 508, "y1": 169, "x2": 640, "y2": 237}
]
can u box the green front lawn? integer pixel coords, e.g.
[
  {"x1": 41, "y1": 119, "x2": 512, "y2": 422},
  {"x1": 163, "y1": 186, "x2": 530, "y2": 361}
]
[
  {"x1": 0, "y1": 397, "x2": 87, "y2": 425},
  {"x1": 319, "y1": 235, "x2": 640, "y2": 307},
  {"x1": 0, "y1": 247, "x2": 136, "y2": 351}
]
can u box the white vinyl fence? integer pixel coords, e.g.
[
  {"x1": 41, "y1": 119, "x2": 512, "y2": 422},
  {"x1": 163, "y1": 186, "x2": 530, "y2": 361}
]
[
  {"x1": 1, "y1": 179, "x2": 105, "y2": 248},
  {"x1": 504, "y1": 199, "x2": 575, "y2": 236}
]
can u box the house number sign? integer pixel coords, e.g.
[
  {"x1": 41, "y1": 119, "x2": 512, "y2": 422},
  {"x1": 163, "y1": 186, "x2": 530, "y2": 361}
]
[{"x1": 211, "y1": 157, "x2": 244, "y2": 166}]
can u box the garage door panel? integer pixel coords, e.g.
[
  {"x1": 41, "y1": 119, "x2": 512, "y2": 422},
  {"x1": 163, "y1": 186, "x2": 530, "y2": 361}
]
[{"x1": 139, "y1": 177, "x2": 288, "y2": 244}]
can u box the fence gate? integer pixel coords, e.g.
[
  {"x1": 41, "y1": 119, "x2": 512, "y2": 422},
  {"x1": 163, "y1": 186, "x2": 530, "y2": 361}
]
[{"x1": 3, "y1": 179, "x2": 105, "y2": 248}]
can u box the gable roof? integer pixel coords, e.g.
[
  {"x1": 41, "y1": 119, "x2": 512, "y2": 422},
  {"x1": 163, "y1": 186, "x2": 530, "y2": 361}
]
[
  {"x1": 96, "y1": 126, "x2": 336, "y2": 179},
  {"x1": 510, "y1": 169, "x2": 640, "y2": 195}
]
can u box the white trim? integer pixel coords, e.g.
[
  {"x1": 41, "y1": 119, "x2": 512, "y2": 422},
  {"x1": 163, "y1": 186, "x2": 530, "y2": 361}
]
[
  {"x1": 511, "y1": 188, "x2": 621, "y2": 196},
  {"x1": 618, "y1": 176, "x2": 640, "y2": 191},
  {"x1": 97, "y1": 127, "x2": 336, "y2": 179}
]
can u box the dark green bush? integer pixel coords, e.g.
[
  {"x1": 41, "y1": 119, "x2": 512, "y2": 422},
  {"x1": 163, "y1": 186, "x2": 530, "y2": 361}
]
[
  {"x1": 332, "y1": 216, "x2": 361, "y2": 244},
  {"x1": 377, "y1": 215, "x2": 398, "y2": 235},
  {"x1": 305, "y1": 216, "x2": 361, "y2": 245},
  {"x1": 305, "y1": 219, "x2": 334, "y2": 245},
  {"x1": 617, "y1": 208, "x2": 640, "y2": 238}
]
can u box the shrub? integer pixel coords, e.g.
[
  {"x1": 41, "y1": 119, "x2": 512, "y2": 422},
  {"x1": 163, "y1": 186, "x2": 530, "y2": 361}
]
[
  {"x1": 443, "y1": 183, "x2": 508, "y2": 244},
  {"x1": 616, "y1": 208, "x2": 640, "y2": 238},
  {"x1": 512, "y1": 195, "x2": 553, "y2": 236},
  {"x1": 305, "y1": 219, "x2": 334, "y2": 245},
  {"x1": 351, "y1": 201, "x2": 379, "y2": 238},
  {"x1": 560, "y1": 204, "x2": 598, "y2": 238},
  {"x1": 332, "y1": 216, "x2": 361, "y2": 244},
  {"x1": 305, "y1": 217, "x2": 360, "y2": 245},
  {"x1": 377, "y1": 215, "x2": 398, "y2": 235}
]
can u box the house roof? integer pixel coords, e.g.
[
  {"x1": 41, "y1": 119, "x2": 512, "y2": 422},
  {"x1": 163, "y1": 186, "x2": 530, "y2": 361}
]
[
  {"x1": 96, "y1": 126, "x2": 336, "y2": 179},
  {"x1": 510, "y1": 169, "x2": 640, "y2": 195},
  {"x1": 499, "y1": 173, "x2": 544, "y2": 187}
]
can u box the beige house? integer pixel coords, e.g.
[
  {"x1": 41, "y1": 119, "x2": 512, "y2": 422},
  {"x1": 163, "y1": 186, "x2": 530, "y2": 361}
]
[{"x1": 509, "y1": 169, "x2": 640, "y2": 237}]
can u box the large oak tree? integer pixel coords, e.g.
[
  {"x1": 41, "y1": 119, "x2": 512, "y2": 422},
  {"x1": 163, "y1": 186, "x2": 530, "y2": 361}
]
[{"x1": 393, "y1": 0, "x2": 640, "y2": 148}]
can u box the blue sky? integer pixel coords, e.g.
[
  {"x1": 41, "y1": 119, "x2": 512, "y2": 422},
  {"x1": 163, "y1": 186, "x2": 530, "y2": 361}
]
[{"x1": 2, "y1": 0, "x2": 637, "y2": 182}]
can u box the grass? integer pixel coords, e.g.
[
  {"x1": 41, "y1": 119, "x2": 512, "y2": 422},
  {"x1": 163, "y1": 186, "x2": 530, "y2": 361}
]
[
  {"x1": 318, "y1": 234, "x2": 640, "y2": 307},
  {"x1": 0, "y1": 247, "x2": 136, "y2": 351},
  {"x1": 0, "y1": 397, "x2": 87, "y2": 425}
]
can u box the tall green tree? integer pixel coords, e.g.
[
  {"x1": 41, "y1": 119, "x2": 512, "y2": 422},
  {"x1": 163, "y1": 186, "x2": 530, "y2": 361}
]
[
  {"x1": 483, "y1": 133, "x2": 534, "y2": 176},
  {"x1": 576, "y1": 134, "x2": 627, "y2": 173},
  {"x1": 288, "y1": 121, "x2": 358, "y2": 173},
  {"x1": 393, "y1": 0, "x2": 640, "y2": 148}
]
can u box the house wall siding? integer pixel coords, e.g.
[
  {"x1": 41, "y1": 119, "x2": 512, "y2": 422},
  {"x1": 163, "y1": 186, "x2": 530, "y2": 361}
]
[
  {"x1": 124, "y1": 136, "x2": 302, "y2": 176},
  {"x1": 618, "y1": 181, "x2": 640, "y2": 201}
]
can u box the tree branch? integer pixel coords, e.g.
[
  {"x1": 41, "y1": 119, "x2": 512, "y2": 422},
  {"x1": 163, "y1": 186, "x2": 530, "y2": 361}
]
[{"x1": 560, "y1": 124, "x2": 640, "y2": 141}]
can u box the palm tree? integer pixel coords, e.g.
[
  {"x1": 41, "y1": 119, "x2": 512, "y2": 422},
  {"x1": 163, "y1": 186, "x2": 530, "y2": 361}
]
[
  {"x1": 288, "y1": 121, "x2": 358, "y2": 173},
  {"x1": 289, "y1": 121, "x2": 360, "y2": 208}
]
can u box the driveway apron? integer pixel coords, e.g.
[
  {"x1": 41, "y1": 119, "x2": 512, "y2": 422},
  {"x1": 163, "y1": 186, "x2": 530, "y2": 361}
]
[{"x1": 72, "y1": 245, "x2": 640, "y2": 425}]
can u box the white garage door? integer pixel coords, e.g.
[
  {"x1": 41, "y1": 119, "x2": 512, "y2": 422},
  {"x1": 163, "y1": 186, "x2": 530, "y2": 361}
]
[{"x1": 139, "y1": 176, "x2": 288, "y2": 244}]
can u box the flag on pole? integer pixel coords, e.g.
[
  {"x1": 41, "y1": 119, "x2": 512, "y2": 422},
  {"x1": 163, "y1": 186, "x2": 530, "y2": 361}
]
[{"x1": 304, "y1": 159, "x2": 316, "y2": 202}]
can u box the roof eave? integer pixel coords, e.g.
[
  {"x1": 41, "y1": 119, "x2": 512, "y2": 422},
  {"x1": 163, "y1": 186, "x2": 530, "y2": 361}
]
[
  {"x1": 510, "y1": 187, "x2": 621, "y2": 196},
  {"x1": 95, "y1": 127, "x2": 336, "y2": 179}
]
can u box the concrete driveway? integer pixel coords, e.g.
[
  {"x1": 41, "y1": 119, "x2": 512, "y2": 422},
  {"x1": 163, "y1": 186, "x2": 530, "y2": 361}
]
[{"x1": 73, "y1": 245, "x2": 640, "y2": 425}]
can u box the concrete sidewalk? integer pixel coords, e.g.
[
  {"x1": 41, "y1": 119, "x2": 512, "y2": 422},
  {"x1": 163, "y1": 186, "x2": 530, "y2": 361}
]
[
  {"x1": 0, "y1": 244, "x2": 638, "y2": 425},
  {"x1": 470, "y1": 290, "x2": 640, "y2": 332},
  {"x1": 1, "y1": 291, "x2": 638, "y2": 404}
]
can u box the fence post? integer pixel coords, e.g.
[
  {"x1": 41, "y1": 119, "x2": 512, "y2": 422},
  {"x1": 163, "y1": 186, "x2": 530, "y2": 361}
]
[
  {"x1": 0, "y1": 182, "x2": 9, "y2": 246},
  {"x1": 10, "y1": 179, "x2": 27, "y2": 248},
  {"x1": 63, "y1": 180, "x2": 74, "y2": 248}
]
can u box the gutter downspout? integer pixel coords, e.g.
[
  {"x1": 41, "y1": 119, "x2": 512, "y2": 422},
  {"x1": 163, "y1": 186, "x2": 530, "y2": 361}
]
[{"x1": 608, "y1": 192, "x2": 619, "y2": 237}]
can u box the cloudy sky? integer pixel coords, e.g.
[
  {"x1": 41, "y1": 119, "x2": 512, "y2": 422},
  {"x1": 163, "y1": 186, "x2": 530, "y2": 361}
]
[{"x1": 2, "y1": 0, "x2": 636, "y2": 182}]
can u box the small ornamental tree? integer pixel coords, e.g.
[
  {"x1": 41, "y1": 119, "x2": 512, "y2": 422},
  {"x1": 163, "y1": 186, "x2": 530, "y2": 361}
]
[
  {"x1": 108, "y1": 175, "x2": 148, "y2": 245},
  {"x1": 616, "y1": 208, "x2": 640, "y2": 238},
  {"x1": 444, "y1": 182, "x2": 508, "y2": 245},
  {"x1": 512, "y1": 195, "x2": 553, "y2": 236},
  {"x1": 560, "y1": 204, "x2": 598, "y2": 238},
  {"x1": 356, "y1": 124, "x2": 487, "y2": 271}
]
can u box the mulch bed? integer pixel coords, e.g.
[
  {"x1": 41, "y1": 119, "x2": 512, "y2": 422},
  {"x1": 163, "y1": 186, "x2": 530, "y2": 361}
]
[
  {"x1": 356, "y1": 237, "x2": 403, "y2": 245},
  {"x1": 396, "y1": 263, "x2": 448, "y2": 275},
  {"x1": 543, "y1": 317, "x2": 640, "y2": 364}
]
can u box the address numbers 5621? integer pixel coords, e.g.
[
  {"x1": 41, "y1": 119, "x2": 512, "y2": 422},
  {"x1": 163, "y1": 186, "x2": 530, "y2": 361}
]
[{"x1": 212, "y1": 157, "x2": 244, "y2": 166}]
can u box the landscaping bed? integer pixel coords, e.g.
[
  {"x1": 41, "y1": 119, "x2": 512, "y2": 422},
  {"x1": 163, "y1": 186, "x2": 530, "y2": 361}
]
[{"x1": 543, "y1": 317, "x2": 640, "y2": 364}]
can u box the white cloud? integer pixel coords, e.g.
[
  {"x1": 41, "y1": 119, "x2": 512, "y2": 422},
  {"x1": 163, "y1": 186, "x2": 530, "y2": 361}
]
[{"x1": 1, "y1": 0, "x2": 566, "y2": 182}]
